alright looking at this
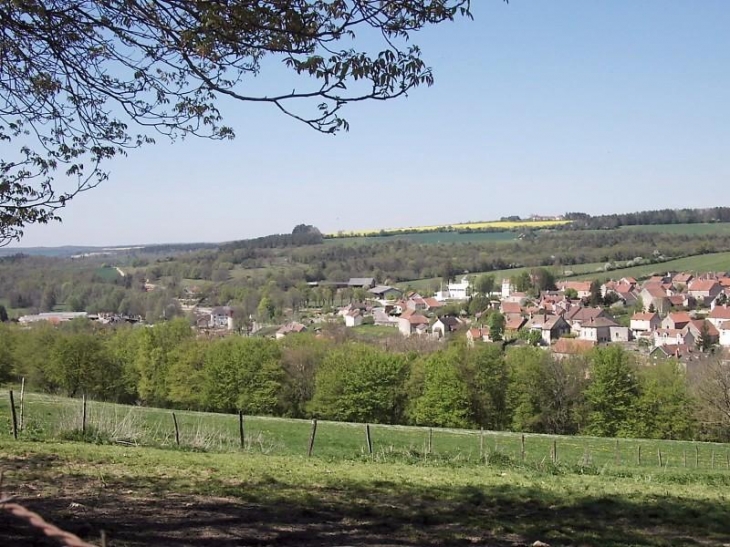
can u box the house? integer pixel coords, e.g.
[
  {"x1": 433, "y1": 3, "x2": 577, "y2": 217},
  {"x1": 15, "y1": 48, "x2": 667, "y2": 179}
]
[
  {"x1": 650, "y1": 344, "x2": 692, "y2": 360},
  {"x1": 640, "y1": 286, "x2": 671, "y2": 315},
  {"x1": 275, "y1": 322, "x2": 307, "y2": 339},
  {"x1": 630, "y1": 312, "x2": 660, "y2": 337},
  {"x1": 557, "y1": 281, "x2": 593, "y2": 299},
  {"x1": 610, "y1": 325, "x2": 631, "y2": 342},
  {"x1": 210, "y1": 306, "x2": 234, "y2": 330},
  {"x1": 552, "y1": 338, "x2": 595, "y2": 360},
  {"x1": 373, "y1": 308, "x2": 397, "y2": 328},
  {"x1": 686, "y1": 319, "x2": 719, "y2": 347},
  {"x1": 369, "y1": 285, "x2": 402, "y2": 301},
  {"x1": 661, "y1": 312, "x2": 692, "y2": 330},
  {"x1": 653, "y1": 328, "x2": 695, "y2": 348},
  {"x1": 348, "y1": 277, "x2": 376, "y2": 289},
  {"x1": 435, "y1": 276, "x2": 471, "y2": 301},
  {"x1": 687, "y1": 279, "x2": 722, "y2": 304},
  {"x1": 500, "y1": 301, "x2": 522, "y2": 315},
  {"x1": 720, "y1": 322, "x2": 730, "y2": 347},
  {"x1": 708, "y1": 305, "x2": 730, "y2": 329},
  {"x1": 195, "y1": 314, "x2": 212, "y2": 329},
  {"x1": 579, "y1": 317, "x2": 619, "y2": 343},
  {"x1": 525, "y1": 314, "x2": 571, "y2": 345},
  {"x1": 466, "y1": 327, "x2": 491, "y2": 346},
  {"x1": 344, "y1": 309, "x2": 363, "y2": 327},
  {"x1": 398, "y1": 313, "x2": 429, "y2": 337},
  {"x1": 504, "y1": 315, "x2": 527, "y2": 337},
  {"x1": 668, "y1": 294, "x2": 695, "y2": 309},
  {"x1": 672, "y1": 273, "x2": 694, "y2": 287},
  {"x1": 564, "y1": 307, "x2": 610, "y2": 333},
  {"x1": 423, "y1": 297, "x2": 445, "y2": 310},
  {"x1": 432, "y1": 316, "x2": 462, "y2": 339}
]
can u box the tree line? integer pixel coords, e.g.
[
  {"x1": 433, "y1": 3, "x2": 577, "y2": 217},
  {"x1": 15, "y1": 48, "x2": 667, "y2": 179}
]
[
  {"x1": 2, "y1": 320, "x2": 729, "y2": 442},
  {"x1": 564, "y1": 207, "x2": 730, "y2": 230}
]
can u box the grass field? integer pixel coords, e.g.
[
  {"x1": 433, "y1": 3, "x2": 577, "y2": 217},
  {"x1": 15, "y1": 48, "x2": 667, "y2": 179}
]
[
  {"x1": 403, "y1": 262, "x2": 610, "y2": 290},
  {"x1": 2, "y1": 391, "x2": 730, "y2": 546},
  {"x1": 93, "y1": 266, "x2": 121, "y2": 282},
  {"x1": 569, "y1": 252, "x2": 730, "y2": 281},
  {"x1": 329, "y1": 219, "x2": 571, "y2": 238}
]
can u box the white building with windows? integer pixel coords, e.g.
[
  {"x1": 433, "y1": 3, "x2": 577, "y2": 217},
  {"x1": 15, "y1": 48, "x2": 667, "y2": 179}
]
[{"x1": 435, "y1": 276, "x2": 471, "y2": 301}]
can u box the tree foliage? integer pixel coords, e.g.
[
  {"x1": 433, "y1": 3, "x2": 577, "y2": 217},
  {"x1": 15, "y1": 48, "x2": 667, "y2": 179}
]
[{"x1": 0, "y1": 0, "x2": 477, "y2": 244}]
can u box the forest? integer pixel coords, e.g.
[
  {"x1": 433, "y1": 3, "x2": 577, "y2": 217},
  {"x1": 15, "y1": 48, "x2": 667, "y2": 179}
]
[{"x1": 1, "y1": 319, "x2": 729, "y2": 443}]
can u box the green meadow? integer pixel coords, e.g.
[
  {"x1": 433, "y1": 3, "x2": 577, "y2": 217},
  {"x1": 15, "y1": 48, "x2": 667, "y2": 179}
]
[{"x1": 2, "y1": 391, "x2": 730, "y2": 546}]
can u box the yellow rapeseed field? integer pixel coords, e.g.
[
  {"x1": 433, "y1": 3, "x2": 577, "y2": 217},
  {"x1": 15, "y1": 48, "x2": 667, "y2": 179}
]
[{"x1": 329, "y1": 219, "x2": 571, "y2": 237}]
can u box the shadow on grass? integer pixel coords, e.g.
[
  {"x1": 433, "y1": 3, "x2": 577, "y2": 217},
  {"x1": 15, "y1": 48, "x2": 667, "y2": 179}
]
[{"x1": 1, "y1": 456, "x2": 728, "y2": 547}]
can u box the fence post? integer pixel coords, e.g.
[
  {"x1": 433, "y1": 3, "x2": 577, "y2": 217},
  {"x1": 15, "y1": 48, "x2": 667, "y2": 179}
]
[
  {"x1": 307, "y1": 419, "x2": 318, "y2": 457},
  {"x1": 551, "y1": 439, "x2": 557, "y2": 463},
  {"x1": 428, "y1": 428, "x2": 433, "y2": 455},
  {"x1": 521, "y1": 434, "x2": 526, "y2": 462},
  {"x1": 726, "y1": 452, "x2": 729, "y2": 470},
  {"x1": 19, "y1": 377, "x2": 25, "y2": 431},
  {"x1": 81, "y1": 394, "x2": 87, "y2": 435},
  {"x1": 172, "y1": 412, "x2": 180, "y2": 447},
  {"x1": 683, "y1": 449, "x2": 687, "y2": 468},
  {"x1": 657, "y1": 448, "x2": 662, "y2": 467},
  {"x1": 238, "y1": 411, "x2": 245, "y2": 449},
  {"x1": 365, "y1": 424, "x2": 373, "y2": 455},
  {"x1": 615, "y1": 439, "x2": 620, "y2": 465},
  {"x1": 637, "y1": 445, "x2": 641, "y2": 466},
  {"x1": 9, "y1": 390, "x2": 18, "y2": 440},
  {"x1": 695, "y1": 445, "x2": 699, "y2": 468},
  {"x1": 479, "y1": 428, "x2": 484, "y2": 461}
]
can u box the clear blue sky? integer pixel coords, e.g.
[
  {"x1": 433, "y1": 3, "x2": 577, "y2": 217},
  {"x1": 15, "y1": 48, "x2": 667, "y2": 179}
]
[{"x1": 11, "y1": 0, "x2": 730, "y2": 247}]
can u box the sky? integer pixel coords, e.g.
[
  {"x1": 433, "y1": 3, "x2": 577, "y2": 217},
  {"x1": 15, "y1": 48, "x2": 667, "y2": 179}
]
[{"x1": 8, "y1": 0, "x2": 730, "y2": 247}]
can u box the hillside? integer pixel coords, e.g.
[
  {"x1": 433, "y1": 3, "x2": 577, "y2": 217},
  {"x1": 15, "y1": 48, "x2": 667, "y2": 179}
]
[{"x1": 2, "y1": 391, "x2": 730, "y2": 546}]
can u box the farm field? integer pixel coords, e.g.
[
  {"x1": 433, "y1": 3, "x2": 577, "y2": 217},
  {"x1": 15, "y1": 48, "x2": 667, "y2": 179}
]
[
  {"x1": 2, "y1": 392, "x2": 730, "y2": 546},
  {"x1": 328, "y1": 219, "x2": 571, "y2": 238},
  {"x1": 569, "y1": 252, "x2": 730, "y2": 281},
  {"x1": 325, "y1": 230, "x2": 520, "y2": 245}
]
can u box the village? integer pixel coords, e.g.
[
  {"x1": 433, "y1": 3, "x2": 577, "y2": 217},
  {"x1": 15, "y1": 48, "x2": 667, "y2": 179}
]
[{"x1": 187, "y1": 270, "x2": 730, "y2": 362}]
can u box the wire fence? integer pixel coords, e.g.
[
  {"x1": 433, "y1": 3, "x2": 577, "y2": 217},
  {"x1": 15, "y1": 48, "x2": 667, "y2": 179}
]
[{"x1": 3, "y1": 389, "x2": 730, "y2": 472}]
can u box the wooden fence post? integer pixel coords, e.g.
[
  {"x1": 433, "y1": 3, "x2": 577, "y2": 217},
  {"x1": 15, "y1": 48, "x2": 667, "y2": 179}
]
[
  {"x1": 9, "y1": 390, "x2": 18, "y2": 440},
  {"x1": 695, "y1": 445, "x2": 699, "y2": 468},
  {"x1": 19, "y1": 377, "x2": 25, "y2": 431},
  {"x1": 726, "y1": 452, "x2": 729, "y2": 470},
  {"x1": 615, "y1": 439, "x2": 620, "y2": 465},
  {"x1": 81, "y1": 394, "x2": 87, "y2": 435},
  {"x1": 238, "y1": 411, "x2": 245, "y2": 449},
  {"x1": 521, "y1": 434, "x2": 526, "y2": 462},
  {"x1": 307, "y1": 419, "x2": 318, "y2": 457},
  {"x1": 479, "y1": 428, "x2": 484, "y2": 461},
  {"x1": 551, "y1": 439, "x2": 557, "y2": 463},
  {"x1": 657, "y1": 448, "x2": 662, "y2": 467},
  {"x1": 428, "y1": 428, "x2": 433, "y2": 455},
  {"x1": 683, "y1": 449, "x2": 687, "y2": 468},
  {"x1": 637, "y1": 445, "x2": 642, "y2": 466},
  {"x1": 172, "y1": 412, "x2": 180, "y2": 446},
  {"x1": 365, "y1": 424, "x2": 373, "y2": 455}
]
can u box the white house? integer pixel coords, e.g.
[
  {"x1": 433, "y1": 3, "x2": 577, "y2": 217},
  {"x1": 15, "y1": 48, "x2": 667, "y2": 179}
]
[
  {"x1": 435, "y1": 276, "x2": 471, "y2": 301},
  {"x1": 720, "y1": 321, "x2": 730, "y2": 347},
  {"x1": 501, "y1": 278, "x2": 513, "y2": 298},
  {"x1": 210, "y1": 306, "x2": 234, "y2": 330},
  {"x1": 630, "y1": 312, "x2": 660, "y2": 337},
  {"x1": 344, "y1": 309, "x2": 363, "y2": 327},
  {"x1": 578, "y1": 317, "x2": 619, "y2": 343},
  {"x1": 708, "y1": 305, "x2": 730, "y2": 329}
]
